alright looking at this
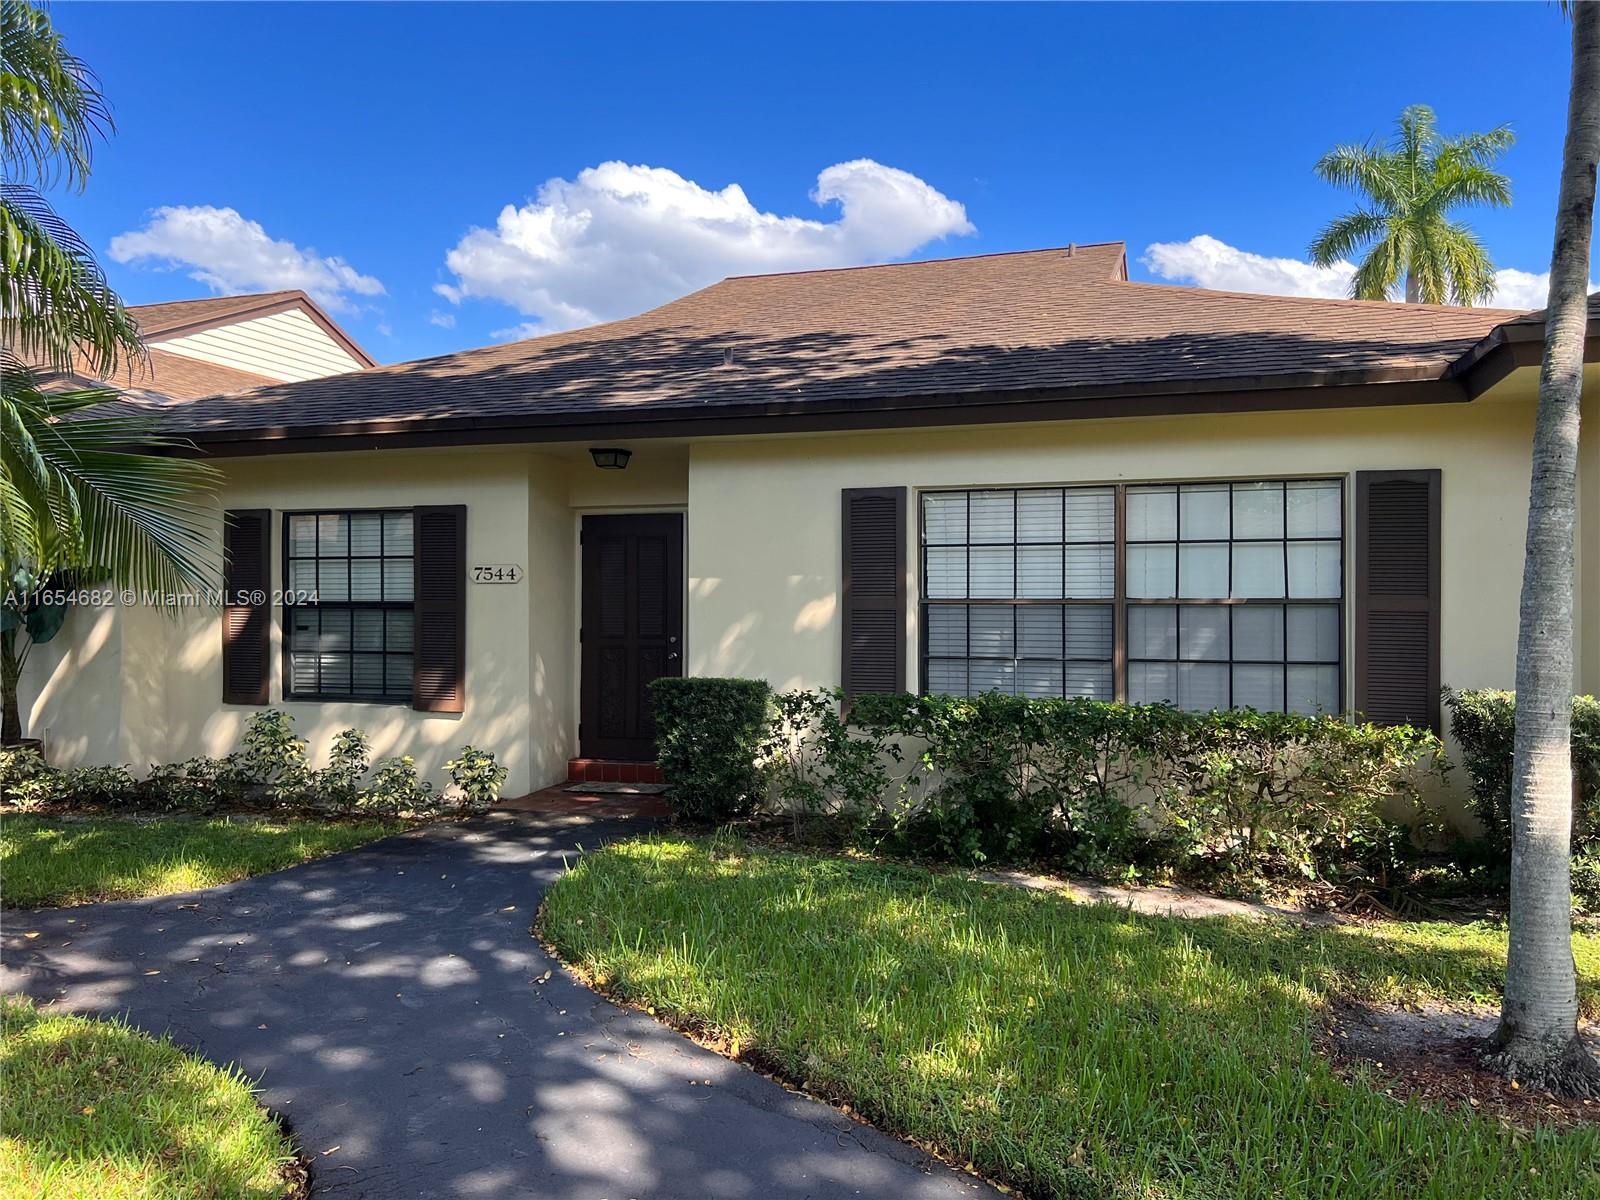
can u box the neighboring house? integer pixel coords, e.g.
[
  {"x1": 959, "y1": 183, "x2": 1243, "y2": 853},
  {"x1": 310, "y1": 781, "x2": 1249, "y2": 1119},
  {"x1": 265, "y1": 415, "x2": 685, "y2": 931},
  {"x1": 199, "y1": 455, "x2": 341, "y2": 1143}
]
[
  {"x1": 34, "y1": 289, "x2": 377, "y2": 400},
  {"x1": 20, "y1": 243, "x2": 1599, "y2": 801}
]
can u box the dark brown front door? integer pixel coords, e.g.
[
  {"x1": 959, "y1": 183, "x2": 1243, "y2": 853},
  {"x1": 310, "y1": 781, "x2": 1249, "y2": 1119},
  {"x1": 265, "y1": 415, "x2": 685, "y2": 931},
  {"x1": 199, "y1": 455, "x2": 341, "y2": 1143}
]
[{"x1": 580, "y1": 513, "x2": 683, "y2": 760}]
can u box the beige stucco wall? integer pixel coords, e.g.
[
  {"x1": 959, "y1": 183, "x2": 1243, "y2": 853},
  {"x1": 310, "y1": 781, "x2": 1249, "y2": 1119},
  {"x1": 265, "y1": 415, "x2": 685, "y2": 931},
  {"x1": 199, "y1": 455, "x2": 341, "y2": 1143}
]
[
  {"x1": 21, "y1": 444, "x2": 689, "y2": 797},
  {"x1": 20, "y1": 371, "x2": 1592, "y2": 809},
  {"x1": 688, "y1": 391, "x2": 1594, "y2": 707}
]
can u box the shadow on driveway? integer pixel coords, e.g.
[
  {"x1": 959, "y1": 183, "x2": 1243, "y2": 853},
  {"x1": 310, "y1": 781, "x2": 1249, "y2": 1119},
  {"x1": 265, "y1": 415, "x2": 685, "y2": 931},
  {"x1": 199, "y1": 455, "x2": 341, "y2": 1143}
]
[{"x1": 2, "y1": 811, "x2": 996, "y2": 1199}]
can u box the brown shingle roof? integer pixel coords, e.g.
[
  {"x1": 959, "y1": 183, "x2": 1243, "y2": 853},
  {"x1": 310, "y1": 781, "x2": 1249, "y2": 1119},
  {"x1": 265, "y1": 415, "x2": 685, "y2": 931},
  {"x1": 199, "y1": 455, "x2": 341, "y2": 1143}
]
[
  {"x1": 34, "y1": 347, "x2": 279, "y2": 403},
  {"x1": 159, "y1": 243, "x2": 1530, "y2": 443},
  {"x1": 129, "y1": 291, "x2": 306, "y2": 336}
]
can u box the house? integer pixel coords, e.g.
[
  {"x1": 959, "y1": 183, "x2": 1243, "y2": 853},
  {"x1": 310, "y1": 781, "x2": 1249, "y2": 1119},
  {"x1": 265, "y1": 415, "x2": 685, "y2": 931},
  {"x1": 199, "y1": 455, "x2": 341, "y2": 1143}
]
[
  {"x1": 34, "y1": 289, "x2": 377, "y2": 400},
  {"x1": 21, "y1": 243, "x2": 1599, "y2": 800}
]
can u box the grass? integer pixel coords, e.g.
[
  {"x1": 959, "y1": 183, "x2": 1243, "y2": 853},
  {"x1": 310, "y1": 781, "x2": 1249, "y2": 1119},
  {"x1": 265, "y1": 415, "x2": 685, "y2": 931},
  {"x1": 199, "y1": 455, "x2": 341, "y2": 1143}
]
[
  {"x1": 542, "y1": 835, "x2": 1600, "y2": 1200},
  {"x1": 1, "y1": 815, "x2": 403, "y2": 909},
  {"x1": 0, "y1": 995, "x2": 296, "y2": 1199}
]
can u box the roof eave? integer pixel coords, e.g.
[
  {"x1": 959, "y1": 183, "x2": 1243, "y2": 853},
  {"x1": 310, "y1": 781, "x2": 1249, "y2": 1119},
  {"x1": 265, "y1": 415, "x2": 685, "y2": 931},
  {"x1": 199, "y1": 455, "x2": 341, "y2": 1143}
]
[{"x1": 175, "y1": 366, "x2": 1467, "y2": 457}]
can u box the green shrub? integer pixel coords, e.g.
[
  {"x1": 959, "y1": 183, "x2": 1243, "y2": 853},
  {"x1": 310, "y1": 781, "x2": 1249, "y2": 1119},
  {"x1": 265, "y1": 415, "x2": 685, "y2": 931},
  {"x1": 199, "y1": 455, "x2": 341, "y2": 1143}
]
[
  {"x1": 1445, "y1": 688, "x2": 1600, "y2": 905},
  {"x1": 137, "y1": 755, "x2": 252, "y2": 812},
  {"x1": 0, "y1": 747, "x2": 62, "y2": 810},
  {"x1": 445, "y1": 745, "x2": 508, "y2": 811},
  {"x1": 64, "y1": 764, "x2": 139, "y2": 807},
  {"x1": 308, "y1": 728, "x2": 370, "y2": 810},
  {"x1": 762, "y1": 688, "x2": 901, "y2": 840},
  {"x1": 1157, "y1": 708, "x2": 1443, "y2": 885},
  {"x1": 239, "y1": 710, "x2": 311, "y2": 805},
  {"x1": 359, "y1": 755, "x2": 435, "y2": 816},
  {"x1": 650, "y1": 677, "x2": 772, "y2": 822},
  {"x1": 838, "y1": 693, "x2": 1442, "y2": 886}
]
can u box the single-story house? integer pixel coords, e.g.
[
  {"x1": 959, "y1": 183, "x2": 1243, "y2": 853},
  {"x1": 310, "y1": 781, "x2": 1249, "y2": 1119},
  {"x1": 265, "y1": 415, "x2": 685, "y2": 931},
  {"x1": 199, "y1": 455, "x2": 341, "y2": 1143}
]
[{"x1": 21, "y1": 242, "x2": 1599, "y2": 799}]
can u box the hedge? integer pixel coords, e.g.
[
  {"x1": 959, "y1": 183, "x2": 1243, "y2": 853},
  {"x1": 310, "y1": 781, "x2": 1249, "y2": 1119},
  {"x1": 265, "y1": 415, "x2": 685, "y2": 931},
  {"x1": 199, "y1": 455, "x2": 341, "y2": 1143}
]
[
  {"x1": 1445, "y1": 688, "x2": 1599, "y2": 868},
  {"x1": 655, "y1": 679, "x2": 1444, "y2": 887},
  {"x1": 649, "y1": 677, "x2": 772, "y2": 822}
]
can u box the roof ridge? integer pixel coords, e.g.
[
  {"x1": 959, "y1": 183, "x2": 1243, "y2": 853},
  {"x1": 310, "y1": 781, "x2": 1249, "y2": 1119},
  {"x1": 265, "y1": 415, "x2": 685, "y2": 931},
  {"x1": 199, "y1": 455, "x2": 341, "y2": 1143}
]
[
  {"x1": 725, "y1": 242, "x2": 1125, "y2": 282},
  {"x1": 129, "y1": 289, "x2": 305, "y2": 311},
  {"x1": 1118, "y1": 277, "x2": 1529, "y2": 319}
]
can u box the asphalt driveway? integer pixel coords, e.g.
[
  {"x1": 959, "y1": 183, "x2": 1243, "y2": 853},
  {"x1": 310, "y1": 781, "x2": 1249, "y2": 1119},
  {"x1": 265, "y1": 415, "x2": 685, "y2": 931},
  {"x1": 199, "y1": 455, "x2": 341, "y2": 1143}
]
[{"x1": 2, "y1": 811, "x2": 997, "y2": 1199}]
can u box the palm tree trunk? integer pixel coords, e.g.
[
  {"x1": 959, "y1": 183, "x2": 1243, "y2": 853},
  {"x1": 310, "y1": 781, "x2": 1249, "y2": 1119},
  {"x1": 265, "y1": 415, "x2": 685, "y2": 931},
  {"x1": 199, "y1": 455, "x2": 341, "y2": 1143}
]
[
  {"x1": 1, "y1": 627, "x2": 24, "y2": 745},
  {"x1": 1492, "y1": 0, "x2": 1600, "y2": 1097},
  {"x1": 1404, "y1": 269, "x2": 1420, "y2": 304}
]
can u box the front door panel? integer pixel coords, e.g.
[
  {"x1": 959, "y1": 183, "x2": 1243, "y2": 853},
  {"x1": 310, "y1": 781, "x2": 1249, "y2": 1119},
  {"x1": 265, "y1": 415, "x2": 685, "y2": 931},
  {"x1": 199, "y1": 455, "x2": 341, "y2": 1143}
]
[{"x1": 580, "y1": 513, "x2": 683, "y2": 760}]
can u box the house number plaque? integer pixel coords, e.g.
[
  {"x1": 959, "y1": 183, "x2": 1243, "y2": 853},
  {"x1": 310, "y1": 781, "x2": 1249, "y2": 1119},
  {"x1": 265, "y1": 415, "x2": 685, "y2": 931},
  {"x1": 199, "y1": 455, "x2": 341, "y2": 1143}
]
[{"x1": 470, "y1": 565, "x2": 524, "y2": 584}]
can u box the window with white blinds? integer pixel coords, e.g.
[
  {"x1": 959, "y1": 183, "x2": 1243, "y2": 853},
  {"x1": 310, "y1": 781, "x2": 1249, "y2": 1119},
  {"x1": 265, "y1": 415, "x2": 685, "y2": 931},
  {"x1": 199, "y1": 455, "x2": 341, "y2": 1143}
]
[
  {"x1": 284, "y1": 510, "x2": 416, "y2": 702},
  {"x1": 922, "y1": 487, "x2": 1117, "y2": 700},
  {"x1": 920, "y1": 480, "x2": 1344, "y2": 714}
]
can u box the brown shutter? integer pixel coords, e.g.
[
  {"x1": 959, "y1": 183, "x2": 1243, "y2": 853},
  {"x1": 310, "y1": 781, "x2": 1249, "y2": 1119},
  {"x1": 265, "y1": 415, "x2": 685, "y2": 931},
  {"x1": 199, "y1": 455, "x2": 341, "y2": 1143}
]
[
  {"x1": 413, "y1": 505, "x2": 467, "y2": 713},
  {"x1": 1354, "y1": 470, "x2": 1441, "y2": 732},
  {"x1": 841, "y1": 487, "x2": 907, "y2": 703},
  {"x1": 221, "y1": 509, "x2": 271, "y2": 705}
]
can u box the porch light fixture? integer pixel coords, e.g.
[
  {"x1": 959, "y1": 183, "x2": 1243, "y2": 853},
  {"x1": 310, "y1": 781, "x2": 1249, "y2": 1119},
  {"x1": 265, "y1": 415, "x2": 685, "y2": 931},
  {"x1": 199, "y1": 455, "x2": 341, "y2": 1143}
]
[{"x1": 589, "y1": 447, "x2": 632, "y2": 470}]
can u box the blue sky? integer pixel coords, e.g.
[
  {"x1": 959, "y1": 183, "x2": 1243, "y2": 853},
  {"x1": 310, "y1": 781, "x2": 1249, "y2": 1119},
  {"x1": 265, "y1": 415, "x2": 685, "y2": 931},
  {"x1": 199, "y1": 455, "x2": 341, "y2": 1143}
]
[{"x1": 52, "y1": 1, "x2": 1580, "y2": 364}]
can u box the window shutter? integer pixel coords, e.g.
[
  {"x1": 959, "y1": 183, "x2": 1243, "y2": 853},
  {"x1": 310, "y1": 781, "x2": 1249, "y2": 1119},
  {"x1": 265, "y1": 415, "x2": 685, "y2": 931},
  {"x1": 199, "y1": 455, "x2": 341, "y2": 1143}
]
[
  {"x1": 1354, "y1": 470, "x2": 1441, "y2": 732},
  {"x1": 221, "y1": 509, "x2": 271, "y2": 705},
  {"x1": 412, "y1": 505, "x2": 467, "y2": 713},
  {"x1": 841, "y1": 487, "x2": 907, "y2": 703}
]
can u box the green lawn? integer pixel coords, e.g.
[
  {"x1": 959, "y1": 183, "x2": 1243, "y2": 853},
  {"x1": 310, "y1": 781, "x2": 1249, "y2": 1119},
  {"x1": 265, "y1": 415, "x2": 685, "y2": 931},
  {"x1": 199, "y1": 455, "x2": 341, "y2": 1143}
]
[
  {"x1": 0, "y1": 996, "x2": 295, "y2": 1199},
  {"x1": 542, "y1": 835, "x2": 1600, "y2": 1200},
  {"x1": 1, "y1": 816, "x2": 402, "y2": 909}
]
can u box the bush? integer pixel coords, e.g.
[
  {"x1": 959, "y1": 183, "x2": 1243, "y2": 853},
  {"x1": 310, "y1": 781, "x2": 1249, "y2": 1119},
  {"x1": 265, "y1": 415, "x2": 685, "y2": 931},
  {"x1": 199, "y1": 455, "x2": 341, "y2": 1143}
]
[
  {"x1": 650, "y1": 677, "x2": 772, "y2": 823},
  {"x1": 445, "y1": 745, "x2": 508, "y2": 812},
  {"x1": 66, "y1": 764, "x2": 139, "y2": 808},
  {"x1": 308, "y1": 728, "x2": 370, "y2": 810},
  {"x1": 239, "y1": 710, "x2": 311, "y2": 805},
  {"x1": 1445, "y1": 688, "x2": 1600, "y2": 904},
  {"x1": 762, "y1": 689, "x2": 901, "y2": 840},
  {"x1": 137, "y1": 755, "x2": 252, "y2": 812},
  {"x1": 0, "y1": 746, "x2": 61, "y2": 810},
  {"x1": 359, "y1": 755, "x2": 435, "y2": 816}
]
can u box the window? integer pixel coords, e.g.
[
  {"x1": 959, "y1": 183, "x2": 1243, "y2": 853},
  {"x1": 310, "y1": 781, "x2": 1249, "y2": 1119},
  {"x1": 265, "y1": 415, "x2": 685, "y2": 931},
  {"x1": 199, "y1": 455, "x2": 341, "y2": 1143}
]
[
  {"x1": 284, "y1": 511, "x2": 415, "y2": 702},
  {"x1": 922, "y1": 488, "x2": 1117, "y2": 700},
  {"x1": 920, "y1": 479, "x2": 1344, "y2": 715}
]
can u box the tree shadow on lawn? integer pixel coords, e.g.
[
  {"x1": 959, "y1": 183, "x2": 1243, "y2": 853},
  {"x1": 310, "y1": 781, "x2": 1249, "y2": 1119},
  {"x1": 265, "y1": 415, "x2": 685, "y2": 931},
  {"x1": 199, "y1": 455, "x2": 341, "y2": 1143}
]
[{"x1": 547, "y1": 843, "x2": 1600, "y2": 1200}]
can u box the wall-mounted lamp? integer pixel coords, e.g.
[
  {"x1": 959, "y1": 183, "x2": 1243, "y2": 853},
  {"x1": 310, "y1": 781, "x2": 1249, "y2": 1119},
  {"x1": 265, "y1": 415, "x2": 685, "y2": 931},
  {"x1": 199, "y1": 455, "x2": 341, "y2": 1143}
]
[{"x1": 589, "y1": 447, "x2": 632, "y2": 470}]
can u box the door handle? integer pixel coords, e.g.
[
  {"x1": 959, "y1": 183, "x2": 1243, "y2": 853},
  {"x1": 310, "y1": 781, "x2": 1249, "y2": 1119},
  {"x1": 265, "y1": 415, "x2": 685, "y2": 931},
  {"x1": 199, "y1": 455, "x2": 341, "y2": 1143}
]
[{"x1": 666, "y1": 651, "x2": 679, "y2": 661}]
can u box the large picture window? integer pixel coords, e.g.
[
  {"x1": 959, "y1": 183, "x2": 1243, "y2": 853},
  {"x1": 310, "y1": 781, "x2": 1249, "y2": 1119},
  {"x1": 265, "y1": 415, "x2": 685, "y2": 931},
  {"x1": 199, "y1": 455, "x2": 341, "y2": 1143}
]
[
  {"x1": 920, "y1": 479, "x2": 1344, "y2": 715},
  {"x1": 284, "y1": 510, "x2": 415, "y2": 702}
]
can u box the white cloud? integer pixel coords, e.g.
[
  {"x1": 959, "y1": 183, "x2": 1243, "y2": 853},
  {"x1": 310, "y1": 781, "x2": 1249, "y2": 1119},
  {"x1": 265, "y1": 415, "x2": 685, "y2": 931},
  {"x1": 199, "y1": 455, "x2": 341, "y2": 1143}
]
[
  {"x1": 435, "y1": 159, "x2": 974, "y2": 333},
  {"x1": 110, "y1": 205, "x2": 384, "y2": 311},
  {"x1": 427, "y1": 310, "x2": 457, "y2": 329},
  {"x1": 1140, "y1": 234, "x2": 1577, "y2": 310},
  {"x1": 1487, "y1": 267, "x2": 1561, "y2": 310},
  {"x1": 1142, "y1": 235, "x2": 1356, "y2": 299}
]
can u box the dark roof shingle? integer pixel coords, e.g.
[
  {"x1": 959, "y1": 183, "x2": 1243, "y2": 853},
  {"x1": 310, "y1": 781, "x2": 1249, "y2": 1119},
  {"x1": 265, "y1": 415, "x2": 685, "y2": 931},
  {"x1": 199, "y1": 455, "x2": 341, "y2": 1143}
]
[{"x1": 158, "y1": 243, "x2": 1529, "y2": 441}]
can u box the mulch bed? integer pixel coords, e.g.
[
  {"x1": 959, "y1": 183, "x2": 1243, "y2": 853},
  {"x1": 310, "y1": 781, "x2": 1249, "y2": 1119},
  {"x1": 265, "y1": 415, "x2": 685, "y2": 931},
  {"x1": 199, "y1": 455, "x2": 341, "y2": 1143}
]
[{"x1": 1319, "y1": 1000, "x2": 1600, "y2": 1128}]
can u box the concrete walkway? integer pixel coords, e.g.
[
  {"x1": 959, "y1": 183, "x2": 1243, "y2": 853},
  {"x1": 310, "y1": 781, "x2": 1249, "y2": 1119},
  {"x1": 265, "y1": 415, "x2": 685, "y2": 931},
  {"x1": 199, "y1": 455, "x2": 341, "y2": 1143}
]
[
  {"x1": 2, "y1": 812, "x2": 996, "y2": 1200},
  {"x1": 971, "y1": 868, "x2": 1342, "y2": 925}
]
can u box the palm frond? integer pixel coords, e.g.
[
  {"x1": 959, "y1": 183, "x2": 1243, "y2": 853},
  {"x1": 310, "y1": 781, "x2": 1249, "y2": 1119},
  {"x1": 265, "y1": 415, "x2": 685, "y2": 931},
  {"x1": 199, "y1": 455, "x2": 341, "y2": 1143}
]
[
  {"x1": 1, "y1": 364, "x2": 222, "y2": 594},
  {"x1": 1348, "y1": 226, "x2": 1406, "y2": 301},
  {"x1": 1436, "y1": 221, "x2": 1499, "y2": 306},
  {"x1": 0, "y1": 0, "x2": 112, "y2": 190},
  {"x1": 1, "y1": 183, "x2": 144, "y2": 375},
  {"x1": 1308, "y1": 208, "x2": 1387, "y2": 266},
  {"x1": 1313, "y1": 143, "x2": 1404, "y2": 208}
]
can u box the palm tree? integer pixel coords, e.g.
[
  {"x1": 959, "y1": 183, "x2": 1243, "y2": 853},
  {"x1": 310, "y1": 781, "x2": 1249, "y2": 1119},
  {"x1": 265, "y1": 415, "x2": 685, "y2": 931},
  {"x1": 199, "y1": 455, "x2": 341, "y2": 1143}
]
[
  {"x1": 1309, "y1": 104, "x2": 1514, "y2": 305},
  {"x1": 1, "y1": 0, "x2": 221, "y2": 743},
  {"x1": 1490, "y1": 2, "x2": 1600, "y2": 1097}
]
